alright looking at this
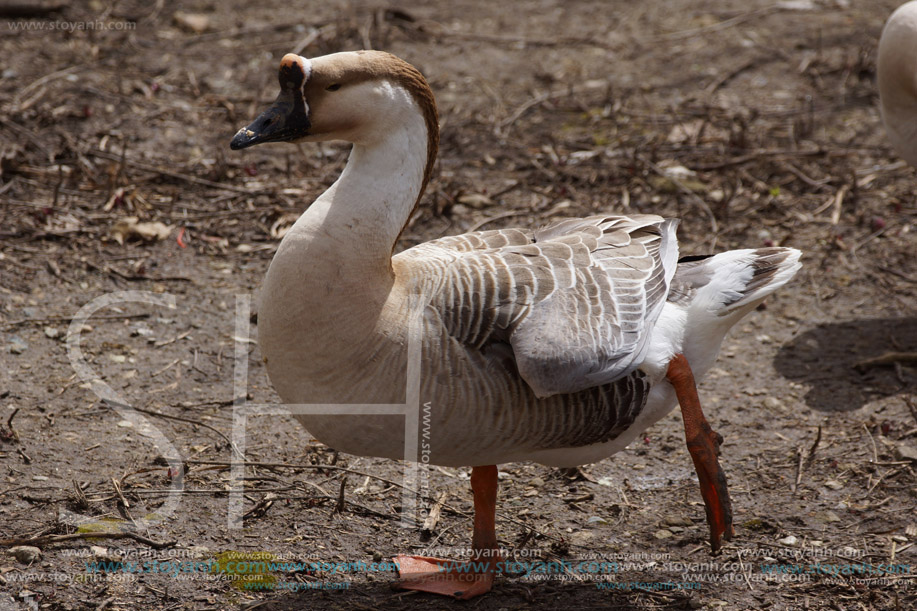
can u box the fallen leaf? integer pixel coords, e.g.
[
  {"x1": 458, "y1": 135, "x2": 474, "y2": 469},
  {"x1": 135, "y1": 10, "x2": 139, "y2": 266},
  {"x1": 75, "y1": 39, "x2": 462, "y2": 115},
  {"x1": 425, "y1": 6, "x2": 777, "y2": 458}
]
[
  {"x1": 173, "y1": 11, "x2": 210, "y2": 34},
  {"x1": 270, "y1": 213, "x2": 300, "y2": 239},
  {"x1": 111, "y1": 217, "x2": 174, "y2": 245},
  {"x1": 457, "y1": 193, "x2": 493, "y2": 208}
]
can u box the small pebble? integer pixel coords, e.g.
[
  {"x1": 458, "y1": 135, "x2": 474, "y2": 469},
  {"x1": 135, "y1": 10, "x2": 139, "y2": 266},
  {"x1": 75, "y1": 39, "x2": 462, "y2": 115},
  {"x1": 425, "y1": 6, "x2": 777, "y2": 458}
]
[
  {"x1": 763, "y1": 397, "x2": 782, "y2": 410},
  {"x1": 188, "y1": 545, "x2": 211, "y2": 559},
  {"x1": 664, "y1": 515, "x2": 693, "y2": 527},
  {"x1": 43, "y1": 326, "x2": 59, "y2": 339},
  {"x1": 569, "y1": 531, "x2": 594, "y2": 546},
  {"x1": 10, "y1": 546, "x2": 41, "y2": 564},
  {"x1": 742, "y1": 518, "x2": 765, "y2": 530},
  {"x1": 131, "y1": 323, "x2": 154, "y2": 338},
  {"x1": 778, "y1": 535, "x2": 798, "y2": 546},
  {"x1": 8, "y1": 336, "x2": 27, "y2": 354},
  {"x1": 653, "y1": 529, "x2": 673, "y2": 540},
  {"x1": 90, "y1": 545, "x2": 121, "y2": 561},
  {"x1": 173, "y1": 11, "x2": 210, "y2": 34},
  {"x1": 895, "y1": 444, "x2": 917, "y2": 463}
]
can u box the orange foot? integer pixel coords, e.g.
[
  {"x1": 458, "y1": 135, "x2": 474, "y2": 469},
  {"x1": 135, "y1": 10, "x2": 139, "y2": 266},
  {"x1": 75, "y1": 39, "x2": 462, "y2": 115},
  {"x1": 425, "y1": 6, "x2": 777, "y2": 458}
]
[
  {"x1": 395, "y1": 554, "x2": 498, "y2": 599},
  {"x1": 396, "y1": 465, "x2": 502, "y2": 599}
]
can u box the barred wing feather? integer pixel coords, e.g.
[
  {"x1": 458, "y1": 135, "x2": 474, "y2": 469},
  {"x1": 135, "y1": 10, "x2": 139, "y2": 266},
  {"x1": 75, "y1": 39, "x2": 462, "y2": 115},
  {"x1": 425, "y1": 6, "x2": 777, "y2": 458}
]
[{"x1": 402, "y1": 214, "x2": 679, "y2": 397}]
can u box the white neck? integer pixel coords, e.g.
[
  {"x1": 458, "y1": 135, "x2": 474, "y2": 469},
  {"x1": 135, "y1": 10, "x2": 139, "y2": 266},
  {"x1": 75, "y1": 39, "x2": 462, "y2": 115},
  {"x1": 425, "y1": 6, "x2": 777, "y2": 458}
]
[
  {"x1": 285, "y1": 82, "x2": 428, "y2": 276},
  {"x1": 258, "y1": 80, "x2": 429, "y2": 376}
]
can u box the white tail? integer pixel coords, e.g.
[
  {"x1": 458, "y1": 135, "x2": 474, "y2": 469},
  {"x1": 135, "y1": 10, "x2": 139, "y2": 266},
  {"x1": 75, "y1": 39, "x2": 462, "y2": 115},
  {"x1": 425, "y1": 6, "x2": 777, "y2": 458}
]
[
  {"x1": 644, "y1": 247, "x2": 802, "y2": 382},
  {"x1": 672, "y1": 248, "x2": 802, "y2": 319}
]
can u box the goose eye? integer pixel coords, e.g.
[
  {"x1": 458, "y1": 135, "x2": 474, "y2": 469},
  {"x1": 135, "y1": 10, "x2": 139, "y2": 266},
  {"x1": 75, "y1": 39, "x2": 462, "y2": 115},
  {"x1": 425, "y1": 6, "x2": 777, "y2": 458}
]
[{"x1": 326, "y1": 83, "x2": 341, "y2": 91}]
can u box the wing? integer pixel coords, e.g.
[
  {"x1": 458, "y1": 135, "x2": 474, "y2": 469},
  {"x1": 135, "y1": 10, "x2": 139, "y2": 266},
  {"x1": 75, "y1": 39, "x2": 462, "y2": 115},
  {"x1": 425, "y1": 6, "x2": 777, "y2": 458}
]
[{"x1": 397, "y1": 214, "x2": 679, "y2": 398}]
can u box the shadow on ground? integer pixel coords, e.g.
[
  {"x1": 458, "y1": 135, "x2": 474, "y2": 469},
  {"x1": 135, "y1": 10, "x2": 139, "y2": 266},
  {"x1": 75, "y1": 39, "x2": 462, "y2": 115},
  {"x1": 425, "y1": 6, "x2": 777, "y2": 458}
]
[{"x1": 775, "y1": 317, "x2": 917, "y2": 412}]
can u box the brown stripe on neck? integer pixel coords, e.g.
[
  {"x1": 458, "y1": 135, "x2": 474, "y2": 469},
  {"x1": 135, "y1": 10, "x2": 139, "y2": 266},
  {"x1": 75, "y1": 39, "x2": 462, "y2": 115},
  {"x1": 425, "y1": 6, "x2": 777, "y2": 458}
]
[{"x1": 370, "y1": 53, "x2": 439, "y2": 242}]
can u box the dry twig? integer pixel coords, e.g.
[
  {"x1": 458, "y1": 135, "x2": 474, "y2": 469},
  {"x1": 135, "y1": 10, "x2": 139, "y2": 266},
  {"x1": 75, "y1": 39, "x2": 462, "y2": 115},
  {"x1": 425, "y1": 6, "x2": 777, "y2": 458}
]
[
  {"x1": 87, "y1": 149, "x2": 265, "y2": 195},
  {"x1": 1, "y1": 313, "x2": 150, "y2": 331},
  {"x1": 854, "y1": 352, "x2": 917, "y2": 372},
  {"x1": 793, "y1": 425, "x2": 821, "y2": 492},
  {"x1": 243, "y1": 493, "x2": 278, "y2": 520},
  {"x1": 421, "y1": 492, "x2": 448, "y2": 539},
  {"x1": 332, "y1": 477, "x2": 347, "y2": 515},
  {"x1": 127, "y1": 404, "x2": 241, "y2": 456},
  {"x1": 111, "y1": 477, "x2": 130, "y2": 510},
  {"x1": 3, "y1": 407, "x2": 20, "y2": 442},
  {"x1": 863, "y1": 424, "x2": 879, "y2": 464},
  {"x1": 0, "y1": 531, "x2": 175, "y2": 549}
]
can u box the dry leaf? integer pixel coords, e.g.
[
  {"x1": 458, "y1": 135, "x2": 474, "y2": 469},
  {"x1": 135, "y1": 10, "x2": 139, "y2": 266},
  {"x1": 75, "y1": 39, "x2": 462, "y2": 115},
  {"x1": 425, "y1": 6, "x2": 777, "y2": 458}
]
[
  {"x1": 111, "y1": 216, "x2": 173, "y2": 245},
  {"x1": 270, "y1": 213, "x2": 300, "y2": 239},
  {"x1": 457, "y1": 193, "x2": 492, "y2": 208},
  {"x1": 173, "y1": 11, "x2": 210, "y2": 34}
]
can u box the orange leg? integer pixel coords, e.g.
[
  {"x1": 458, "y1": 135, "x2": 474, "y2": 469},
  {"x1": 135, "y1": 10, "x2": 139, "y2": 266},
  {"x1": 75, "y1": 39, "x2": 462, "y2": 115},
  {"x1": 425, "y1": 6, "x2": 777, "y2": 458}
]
[
  {"x1": 666, "y1": 353, "x2": 735, "y2": 552},
  {"x1": 395, "y1": 465, "x2": 502, "y2": 599}
]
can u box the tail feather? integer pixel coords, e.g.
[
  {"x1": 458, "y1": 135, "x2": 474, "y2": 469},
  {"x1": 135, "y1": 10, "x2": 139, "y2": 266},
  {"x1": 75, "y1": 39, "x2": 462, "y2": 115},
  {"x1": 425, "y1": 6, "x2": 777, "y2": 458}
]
[
  {"x1": 670, "y1": 247, "x2": 802, "y2": 317},
  {"x1": 642, "y1": 247, "x2": 800, "y2": 385}
]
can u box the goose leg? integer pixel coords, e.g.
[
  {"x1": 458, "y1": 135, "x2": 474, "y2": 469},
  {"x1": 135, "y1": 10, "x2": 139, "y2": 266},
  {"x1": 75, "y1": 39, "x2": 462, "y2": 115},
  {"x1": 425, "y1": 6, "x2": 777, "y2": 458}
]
[
  {"x1": 395, "y1": 465, "x2": 502, "y2": 599},
  {"x1": 666, "y1": 353, "x2": 735, "y2": 552}
]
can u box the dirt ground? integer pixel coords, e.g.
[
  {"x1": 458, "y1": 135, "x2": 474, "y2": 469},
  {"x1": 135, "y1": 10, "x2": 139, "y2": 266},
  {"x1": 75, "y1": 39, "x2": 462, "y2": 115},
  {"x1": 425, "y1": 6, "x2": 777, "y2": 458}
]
[{"x1": 1, "y1": 1, "x2": 916, "y2": 609}]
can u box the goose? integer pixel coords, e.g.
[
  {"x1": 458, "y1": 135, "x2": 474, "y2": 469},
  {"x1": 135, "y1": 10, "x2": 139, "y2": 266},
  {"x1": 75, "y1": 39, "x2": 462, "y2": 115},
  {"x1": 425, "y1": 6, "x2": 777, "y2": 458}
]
[
  {"x1": 230, "y1": 50, "x2": 801, "y2": 599},
  {"x1": 876, "y1": 4, "x2": 917, "y2": 416},
  {"x1": 878, "y1": 0, "x2": 917, "y2": 166}
]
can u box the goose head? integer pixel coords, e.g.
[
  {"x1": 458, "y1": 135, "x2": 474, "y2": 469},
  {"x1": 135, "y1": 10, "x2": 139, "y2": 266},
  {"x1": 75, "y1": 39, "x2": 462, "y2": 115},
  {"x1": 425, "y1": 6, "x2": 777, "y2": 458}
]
[
  {"x1": 230, "y1": 50, "x2": 438, "y2": 151},
  {"x1": 878, "y1": 1, "x2": 917, "y2": 166}
]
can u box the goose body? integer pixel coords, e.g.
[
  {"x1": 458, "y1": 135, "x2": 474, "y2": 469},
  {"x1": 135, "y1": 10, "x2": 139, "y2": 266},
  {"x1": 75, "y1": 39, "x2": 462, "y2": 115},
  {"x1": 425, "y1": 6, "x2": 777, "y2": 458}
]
[
  {"x1": 878, "y1": 0, "x2": 917, "y2": 166},
  {"x1": 232, "y1": 50, "x2": 800, "y2": 598},
  {"x1": 263, "y1": 210, "x2": 798, "y2": 468}
]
